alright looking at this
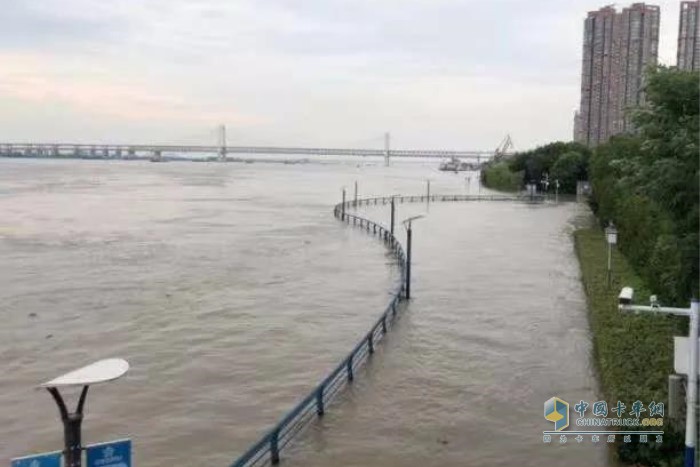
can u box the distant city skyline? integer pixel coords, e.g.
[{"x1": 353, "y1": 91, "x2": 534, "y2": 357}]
[{"x1": 0, "y1": 1, "x2": 686, "y2": 151}]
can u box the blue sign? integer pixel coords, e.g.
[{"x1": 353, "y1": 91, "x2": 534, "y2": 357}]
[
  {"x1": 11, "y1": 451, "x2": 61, "y2": 467},
  {"x1": 86, "y1": 439, "x2": 131, "y2": 467}
]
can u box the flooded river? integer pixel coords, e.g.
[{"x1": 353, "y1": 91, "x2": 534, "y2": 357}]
[{"x1": 0, "y1": 159, "x2": 605, "y2": 466}]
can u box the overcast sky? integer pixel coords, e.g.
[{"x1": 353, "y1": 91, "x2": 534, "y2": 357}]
[{"x1": 0, "y1": 0, "x2": 684, "y2": 150}]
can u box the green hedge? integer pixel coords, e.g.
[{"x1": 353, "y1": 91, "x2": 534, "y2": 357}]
[
  {"x1": 574, "y1": 228, "x2": 684, "y2": 466},
  {"x1": 480, "y1": 161, "x2": 522, "y2": 191}
]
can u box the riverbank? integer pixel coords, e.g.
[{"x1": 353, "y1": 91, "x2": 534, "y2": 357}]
[{"x1": 573, "y1": 228, "x2": 684, "y2": 465}]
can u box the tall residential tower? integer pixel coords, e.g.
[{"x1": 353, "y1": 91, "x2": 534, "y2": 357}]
[
  {"x1": 677, "y1": 1, "x2": 700, "y2": 71},
  {"x1": 575, "y1": 3, "x2": 660, "y2": 147}
]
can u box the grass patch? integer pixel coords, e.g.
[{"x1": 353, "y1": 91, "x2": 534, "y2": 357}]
[{"x1": 574, "y1": 228, "x2": 684, "y2": 466}]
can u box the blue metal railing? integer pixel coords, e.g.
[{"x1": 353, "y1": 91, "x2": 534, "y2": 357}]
[{"x1": 230, "y1": 192, "x2": 543, "y2": 466}]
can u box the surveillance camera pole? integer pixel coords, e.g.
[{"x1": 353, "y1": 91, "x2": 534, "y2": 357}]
[{"x1": 619, "y1": 298, "x2": 698, "y2": 467}]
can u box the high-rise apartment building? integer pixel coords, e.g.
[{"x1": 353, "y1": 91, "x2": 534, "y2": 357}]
[
  {"x1": 575, "y1": 3, "x2": 660, "y2": 147},
  {"x1": 677, "y1": 1, "x2": 700, "y2": 71}
]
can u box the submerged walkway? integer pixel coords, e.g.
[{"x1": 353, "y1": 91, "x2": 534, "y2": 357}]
[{"x1": 230, "y1": 193, "x2": 547, "y2": 466}]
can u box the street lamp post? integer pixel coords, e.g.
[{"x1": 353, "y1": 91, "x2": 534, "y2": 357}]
[
  {"x1": 403, "y1": 215, "x2": 425, "y2": 299},
  {"x1": 541, "y1": 174, "x2": 550, "y2": 199},
  {"x1": 605, "y1": 222, "x2": 618, "y2": 287},
  {"x1": 618, "y1": 292, "x2": 698, "y2": 467},
  {"x1": 390, "y1": 196, "x2": 396, "y2": 236},
  {"x1": 555, "y1": 179, "x2": 560, "y2": 203},
  {"x1": 354, "y1": 180, "x2": 358, "y2": 207},
  {"x1": 41, "y1": 359, "x2": 129, "y2": 467},
  {"x1": 341, "y1": 188, "x2": 346, "y2": 221}
]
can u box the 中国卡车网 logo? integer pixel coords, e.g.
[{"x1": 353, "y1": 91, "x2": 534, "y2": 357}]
[{"x1": 544, "y1": 397, "x2": 569, "y2": 431}]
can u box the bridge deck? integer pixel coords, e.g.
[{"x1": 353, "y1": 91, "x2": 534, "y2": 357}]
[{"x1": 0, "y1": 143, "x2": 492, "y2": 159}]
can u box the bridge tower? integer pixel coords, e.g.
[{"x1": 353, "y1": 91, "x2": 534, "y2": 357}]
[
  {"x1": 218, "y1": 124, "x2": 227, "y2": 162},
  {"x1": 384, "y1": 132, "x2": 391, "y2": 166}
]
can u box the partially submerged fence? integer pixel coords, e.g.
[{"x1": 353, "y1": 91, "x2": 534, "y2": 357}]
[
  {"x1": 230, "y1": 192, "x2": 544, "y2": 467},
  {"x1": 349, "y1": 193, "x2": 545, "y2": 207},
  {"x1": 231, "y1": 200, "x2": 407, "y2": 467}
]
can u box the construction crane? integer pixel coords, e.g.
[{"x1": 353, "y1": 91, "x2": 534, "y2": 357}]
[{"x1": 493, "y1": 134, "x2": 515, "y2": 161}]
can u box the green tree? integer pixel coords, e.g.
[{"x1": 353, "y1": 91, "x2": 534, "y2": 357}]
[
  {"x1": 481, "y1": 162, "x2": 522, "y2": 191},
  {"x1": 550, "y1": 151, "x2": 586, "y2": 193}
]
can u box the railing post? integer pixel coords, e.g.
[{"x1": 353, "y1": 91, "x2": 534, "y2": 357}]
[
  {"x1": 270, "y1": 429, "x2": 280, "y2": 465},
  {"x1": 316, "y1": 385, "x2": 325, "y2": 416},
  {"x1": 381, "y1": 315, "x2": 387, "y2": 334},
  {"x1": 346, "y1": 355, "x2": 354, "y2": 382},
  {"x1": 368, "y1": 332, "x2": 374, "y2": 354}
]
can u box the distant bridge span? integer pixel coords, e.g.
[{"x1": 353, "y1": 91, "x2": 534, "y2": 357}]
[{"x1": 0, "y1": 142, "x2": 494, "y2": 163}]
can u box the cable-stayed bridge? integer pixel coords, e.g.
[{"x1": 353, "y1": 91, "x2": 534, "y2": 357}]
[{"x1": 0, "y1": 129, "x2": 508, "y2": 164}]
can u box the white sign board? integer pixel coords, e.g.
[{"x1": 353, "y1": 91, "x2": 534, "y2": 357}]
[{"x1": 673, "y1": 336, "x2": 700, "y2": 375}]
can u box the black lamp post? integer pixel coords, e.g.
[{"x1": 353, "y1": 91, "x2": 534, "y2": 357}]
[
  {"x1": 403, "y1": 215, "x2": 425, "y2": 299},
  {"x1": 40, "y1": 359, "x2": 129, "y2": 467}
]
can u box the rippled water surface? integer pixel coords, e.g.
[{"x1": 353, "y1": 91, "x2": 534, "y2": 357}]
[{"x1": 1, "y1": 159, "x2": 605, "y2": 467}]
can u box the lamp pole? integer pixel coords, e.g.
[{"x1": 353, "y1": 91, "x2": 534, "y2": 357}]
[
  {"x1": 541, "y1": 173, "x2": 550, "y2": 200},
  {"x1": 390, "y1": 196, "x2": 396, "y2": 236},
  {"x1": 619, "y1": 298, "x2": 698, "y2": 467},
  {"x1": 40, "y1": 359, "x2": 129, "y2": 467},
  {"x1": 406, "y1": 223, "x2": 412, "y2": 299},
  {"x1": 605, "y1": 221, "x2": 618, "y2": 287},
  {"x1": 341, "y1": 188, "x2": 346, "y2": 221},
  {"x1": 402, "y1": 215, "x2": 425, "y2": 300}
]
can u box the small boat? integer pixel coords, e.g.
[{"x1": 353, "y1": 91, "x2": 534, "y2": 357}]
[{"x1": 439, "y1": 157, "x2": 476, "y2": 172}]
